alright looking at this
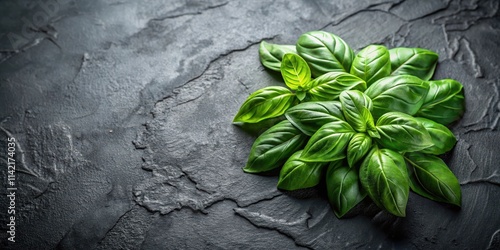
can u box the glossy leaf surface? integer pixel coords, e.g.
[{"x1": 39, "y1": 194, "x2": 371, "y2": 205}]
[
  {"x1": 360, "y1": 147, "x2": 409, "y2": 217},
  {"x1": 347, "y1": 133, "x2": 372, "y2": 167},
  {"x1": 307, "y1": 72, "x2": 366, "y2": 101},
  {"x1": 365, "y1": 75, "x2": 429, "y2": 119},
  {"x1": 300, "y1": 120, "x2": 355, "y2": 162},
  {"x1": 405, "y1": 152, "x2": 461, "y2": 206},
  {"x1": 416, "y1": 79, "x2": 465, "y2": 125},
  {"x1": 285, "y1": 101, "x2": 345, "y2": 136},
  {"x1": 244, "y1": 120, "x2": 306, "y2": 173},
  {"x1": 375, "y1": 112, "x2": 433, "y2": 152},
  {"x1": 296, "y1": 31, "x2": 354, "y2": 77},
  {"x1": 350, "y1": 45, "x2": 391, "y2": 86},
  {"x1": 259, "y1": 41, "x2": 297, "y2": 71},
  {"x1": 415, "y1": 117, "x2": 456, "y2": 155},
  {"x1": 339, "y1": 90, "x2": 374, "y2": 133},
  {"x1": 326, "y1": 160, "x2": 366, "y2": 218},
  {"x1": 233, "y1": 86, "x2": 296, "y2": 123},
  {"x1": 277, "y1": 150, "x2": 325, "y2": 190},
  {"x1": 389, "y1": 47, "x2": 438, "y2": 80},
  {"x1": 281, "y1": 53, "x2": 311, "y2": 90}
]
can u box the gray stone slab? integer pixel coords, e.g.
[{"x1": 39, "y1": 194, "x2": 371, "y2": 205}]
[{"x1": 0, "y1": 0, "x2": 499, "y2": 249}]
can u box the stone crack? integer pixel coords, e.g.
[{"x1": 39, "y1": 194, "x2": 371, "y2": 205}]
[
  {"x1": 234, "y1": 207, "x2": 314, "y2": 250},
  {"x1": 150, "y1": 2, "x2": 229, "y2": 22}
]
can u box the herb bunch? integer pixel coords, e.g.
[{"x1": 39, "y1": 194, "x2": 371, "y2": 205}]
[{"x1": 233, "y1": 31, "x2": 465, "y2": 218}]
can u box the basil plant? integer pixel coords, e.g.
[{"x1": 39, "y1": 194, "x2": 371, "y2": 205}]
[{"x1": 233, "y1": 31, "x2": 465, "y2": 218}]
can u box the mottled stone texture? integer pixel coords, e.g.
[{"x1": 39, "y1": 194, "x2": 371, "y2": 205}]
[{"x1": 0, "y1": 0, "x2": 499, "y2": 249}]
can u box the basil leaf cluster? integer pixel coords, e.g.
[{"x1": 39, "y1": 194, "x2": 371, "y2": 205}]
[{"x1": 233, "y1": 31, "x2": 465, "y2": 218}]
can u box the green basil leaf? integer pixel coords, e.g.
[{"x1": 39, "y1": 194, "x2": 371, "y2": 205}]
[
  {"x1": 389, "y1": 47, "x2": 438, "y2": 81},
  {"x1": 339, "y1": 90, "x2": 374, "y2": 133},
  {"x1": 285, "y1": 101, "x2": 345, "y2": 136},
  {"x1": 277, "y1": 150, "x2": 325, "y2": 190},
  {"x1": 296, "y1": 90, "x2": 306, "y2": 101},
  {"x1": 365, "y1": 75, "x2": 429, "y2": 119},
  {"x1": 307, "y1": 72, "x2": 367, "y2": 101},
  {"x1": 281, "y1": 53, "x2": 311, "y2": 90},
  {"x1": 375, "y1": 112, "x2": 433, "y2": 152},
  {"x1": 300, "y1": 120, "x2": 355, "y2": 162},
  {"x1": 296, "y1": 31, "x2": 354, "y2": 77},
  {"x1": 405, "y1": 152, "x2": 461, "y2": 206},
  {"x1": 367, "y1": 129, "x2": 380, "y2": 139},
  {"x1": 416, "y1": 79, "x2": 465, "y2": 125},
  {"x1": 350, "y1": 45, "x2": 391, "y2": 86},
  {"x1": 259, "y1": 41, "x2": 297, "y2": 72},
  {"x1": 233, "y1": 86, "x2": 297, "y2": 123},
  {"x1": 326, "y1": 160, "x2": 366, "y2": 218},
  {"x1": 360, "y1": 146, "x2": 409, "y2": 217},
  {"x1": 414, "y1": 117, "x2": 457, "y2": 155},
  {"x1": 244, "y1": 120, "x2": 307, "y2": 173},
  {"x1": 236, "y1": 115, "x2": 286, "y2": 136},
  {"x1": 347, "y1": 133, "x2": 372, "y2": 167}
]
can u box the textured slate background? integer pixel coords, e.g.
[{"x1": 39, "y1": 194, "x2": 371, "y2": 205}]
[{"x1": 1, "y1": 0, "x2": 499, "y2": 249}]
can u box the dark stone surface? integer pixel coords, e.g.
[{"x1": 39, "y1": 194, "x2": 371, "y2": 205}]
[{"x1": 0, "y1": 0, "x2": 499, "y2": 249}]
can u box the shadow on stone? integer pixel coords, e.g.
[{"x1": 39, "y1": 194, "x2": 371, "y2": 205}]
[{"x1": 279, "y1": 186, "x2": 320, "y2": 199}]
